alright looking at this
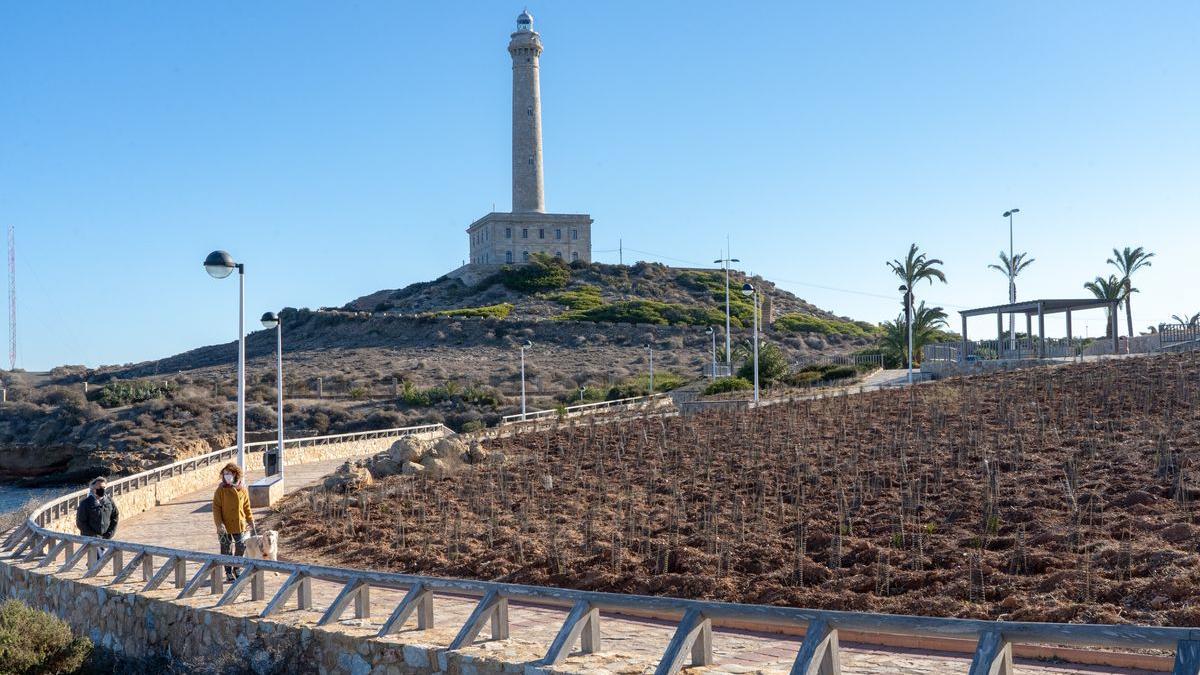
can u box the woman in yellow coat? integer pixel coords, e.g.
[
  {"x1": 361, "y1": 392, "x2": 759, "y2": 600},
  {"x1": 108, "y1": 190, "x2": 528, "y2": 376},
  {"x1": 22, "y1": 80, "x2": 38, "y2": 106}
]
[{"x1": 213, "y1": 462, "x2": 255, "y2": 582}]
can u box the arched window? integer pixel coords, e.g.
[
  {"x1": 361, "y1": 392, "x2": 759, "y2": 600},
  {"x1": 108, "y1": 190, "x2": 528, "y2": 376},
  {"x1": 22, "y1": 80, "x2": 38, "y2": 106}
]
[
  {"x1": 522, "y1": 250, "x2": 530, "y2": 262},
  {"x1": 506, "y1": 250, "x2": 513, "y2": 263}
]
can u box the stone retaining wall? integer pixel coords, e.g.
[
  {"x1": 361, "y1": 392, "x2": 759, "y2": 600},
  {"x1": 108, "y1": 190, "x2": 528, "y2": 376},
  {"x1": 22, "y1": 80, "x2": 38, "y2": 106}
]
[
  {"x1": 0, "y1": 560, "x2": 538, "y2": 675},
  {"x1": 44, "y1": 430, "x2": 446, "y2": 536}
]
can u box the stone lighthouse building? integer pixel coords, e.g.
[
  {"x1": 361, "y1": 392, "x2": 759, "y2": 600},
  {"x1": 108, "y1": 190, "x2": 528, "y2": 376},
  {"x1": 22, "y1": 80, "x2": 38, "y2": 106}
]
[{"x1": 465, "y1": 10, "x2": 592, "y2": 267}]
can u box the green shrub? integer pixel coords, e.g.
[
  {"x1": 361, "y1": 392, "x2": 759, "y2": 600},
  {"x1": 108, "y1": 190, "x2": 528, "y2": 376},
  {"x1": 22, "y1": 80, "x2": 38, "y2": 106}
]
[
  {"x1": 783, "y1": 371, "x2": 823, "y2": 387},
  {"x1": 736, "y1": 343, "x2": 789, "y2": 384},
  {"x1": 97, "y1": 380, "x2": 176, "y2": 408},
  {"x1": 433, "y1": 302, "x2": 513, "y2": 319},
  {"x1": 703, "y1": 376, "x2": 753, "y2": 396},
  {"x1": 607, "y1": 372, "x2": 688, "y2": 398},
  {"x1": 821, "y1": 365, "x2": 857, "y2": 381},
  {"x1": 499, "y1": 253, "x2": 571, "y2": 292},
  {"x1": 774, "y1": 313, "x2": 878, "y2": 338},
  {"x1": 348, "y1": 387, "x2": 368, "y2": 400},
  {"x1": 545, "y1": 286, "x2": 604, "y2": 311},
  {"x1": 0, "y1": 599, "x2": 92, "y2": 674},
  {"x1": 562, "y1": 300, "x2": 725, "y2": 327}
]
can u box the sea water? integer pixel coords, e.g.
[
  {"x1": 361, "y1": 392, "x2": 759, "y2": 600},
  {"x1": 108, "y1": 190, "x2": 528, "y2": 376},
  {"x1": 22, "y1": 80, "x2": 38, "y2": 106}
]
[{"x1": 0, "y1": 483, "x2": 66, "y2": 514}]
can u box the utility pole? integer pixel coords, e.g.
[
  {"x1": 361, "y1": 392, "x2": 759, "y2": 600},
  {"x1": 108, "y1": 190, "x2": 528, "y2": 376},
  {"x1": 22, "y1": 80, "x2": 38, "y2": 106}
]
[
  {"x1": 714, "y1": 240, "x2": 740, "y2": 375},
  {"x1": 7, "y1": 225, "x2": 15, "y2": 371},
  {"x1": 619, "y1": 238, "x2": 623, "y2": 266}
]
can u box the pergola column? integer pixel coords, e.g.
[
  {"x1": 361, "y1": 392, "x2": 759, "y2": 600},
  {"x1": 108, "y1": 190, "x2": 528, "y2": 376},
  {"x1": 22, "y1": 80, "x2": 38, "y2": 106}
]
[
  {"x1": 1025, "y1": 314, "x2": 1033, "y2": 354},
  {"x1": 1111, "y1": 301, "x2": 1120, "y2": 354},
  {"x1": 1037, "y1": 302, "x2": 1046, "y2": 359},
  {"x1": 996, "y1": 311, "x2": 1004, "y2": 357},
  {"x1": 1065, "y1": 309, "x2": 1073, "y2": 360},
  {"x1": 960, "y1": 314, "x2": 968, "y2": 364}
]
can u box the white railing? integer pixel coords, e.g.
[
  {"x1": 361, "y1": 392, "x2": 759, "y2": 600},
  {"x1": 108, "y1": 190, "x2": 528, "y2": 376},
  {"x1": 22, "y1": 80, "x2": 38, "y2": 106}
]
[
  {"x1": 793, "y1": 353, "x2": 884, "y2": 369},
  {"x1": 500, "y1": 393, "x2": 671, "y2": 424},
  {"x1": 7, "y1": 422, "x2": 1200, "y2": 674}
]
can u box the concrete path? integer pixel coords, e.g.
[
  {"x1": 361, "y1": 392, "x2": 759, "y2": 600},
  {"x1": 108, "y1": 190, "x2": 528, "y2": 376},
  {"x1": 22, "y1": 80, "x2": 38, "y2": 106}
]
[{"x1": 120, "y1": 462, "x2": 1161, "y2": 674}]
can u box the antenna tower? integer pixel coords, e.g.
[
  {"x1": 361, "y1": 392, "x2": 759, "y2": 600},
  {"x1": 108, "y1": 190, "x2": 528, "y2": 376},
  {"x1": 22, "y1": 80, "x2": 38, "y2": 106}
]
[{"x1": 7, "y1": 225, "x2": 14, "y2": 371}]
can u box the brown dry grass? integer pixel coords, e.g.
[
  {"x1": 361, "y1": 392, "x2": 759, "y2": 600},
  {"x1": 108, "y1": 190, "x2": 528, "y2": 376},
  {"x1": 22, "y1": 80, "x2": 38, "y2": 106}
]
[{"x1": 282, "y1": 352, "x2": 1200, "y2": 624}]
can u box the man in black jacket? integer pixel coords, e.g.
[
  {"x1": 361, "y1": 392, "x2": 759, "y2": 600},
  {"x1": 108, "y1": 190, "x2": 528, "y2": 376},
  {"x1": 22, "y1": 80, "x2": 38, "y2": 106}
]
[{"x1": 75, "y1": 476, "x2": 119, "y2": 540}]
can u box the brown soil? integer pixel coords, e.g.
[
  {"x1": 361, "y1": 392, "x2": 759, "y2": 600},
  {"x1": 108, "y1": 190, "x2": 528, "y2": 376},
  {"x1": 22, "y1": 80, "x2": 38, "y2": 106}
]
[{"x1": 278, "y1": 352, "x2": 1200, "y2": 626}]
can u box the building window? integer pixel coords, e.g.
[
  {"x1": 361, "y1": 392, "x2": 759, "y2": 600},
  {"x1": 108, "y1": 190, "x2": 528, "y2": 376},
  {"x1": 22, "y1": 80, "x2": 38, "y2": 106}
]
[
  {"x1": 521, "y1": 228, "x2": 528, "y2": 239},
  {"x1": 522, "y1": 250, "x2": 530, "y2": 262},
  {"x1": 555, "y1": 229, "x2": 561, "y2": 240},
  {"x1": 505, "y1": 227, "x2": 512, "y2": 239},
  {"x1": 572, "y1": 252, "x2": 579, "y2": 262},
  {"x1": 538, "y1": 228, "x2": 545, "y2": 239},
  {"x1": 572, "y1": 229, "x2": 579, "y2": 240},
  {"x1": 527, "y1": 107, "x2": 533, "y2": 116},
  {"x1": 555, "y1": 251, "x2": 562, "y2": 259},
  {"x1": 528, "y1": 156, "x2": 534, "y2": 165},
  {"x1": 506, "y1": 250, "x2": 513, "y2": 263}
]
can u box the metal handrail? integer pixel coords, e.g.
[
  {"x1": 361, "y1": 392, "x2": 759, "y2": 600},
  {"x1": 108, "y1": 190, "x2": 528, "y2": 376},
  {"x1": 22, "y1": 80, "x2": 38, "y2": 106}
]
[
  {"x1": 6, "y1": 421, "x2": 1200, "y2": 674},
  {"x1": 501, "y1": 393, "x2": 670, "y2": 424}
]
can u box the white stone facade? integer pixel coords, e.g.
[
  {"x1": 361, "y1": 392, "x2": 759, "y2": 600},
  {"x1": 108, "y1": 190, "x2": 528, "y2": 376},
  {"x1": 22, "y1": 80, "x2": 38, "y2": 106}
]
[{"x1": 467, "y1": 11, "x2": 591, "y2": 267}]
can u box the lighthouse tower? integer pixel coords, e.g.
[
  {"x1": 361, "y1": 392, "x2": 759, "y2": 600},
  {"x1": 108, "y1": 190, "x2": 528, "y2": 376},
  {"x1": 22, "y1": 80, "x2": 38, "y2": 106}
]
[
  {"x1": 509, "y1": 9, "x2": 545, "y2": 213},
  {"x1": 463, "y1": 10, "x2": 593, "y2": 269}
]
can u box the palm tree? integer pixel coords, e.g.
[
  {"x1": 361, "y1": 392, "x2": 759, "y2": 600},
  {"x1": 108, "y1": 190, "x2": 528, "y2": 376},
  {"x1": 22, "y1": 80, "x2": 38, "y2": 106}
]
[
  {"x1": 887, "y1": 244, "x2": 947, "y2": 374},
  {"x1": 1084, "y1": 275, "x2": 1124, "y2": 338},
  {"x1": 879, "y1": 302, "x2": 949, "y2": 367},
  {"x1": 1107, "y1": 246, "x2": 1155, "y2": 339},
  {"x1": 1171, "y1": 312, "x2": 1200, "y2": 327},
  {"x1": 987, "y1": 251, "x2": 1035, "y2": 344}
]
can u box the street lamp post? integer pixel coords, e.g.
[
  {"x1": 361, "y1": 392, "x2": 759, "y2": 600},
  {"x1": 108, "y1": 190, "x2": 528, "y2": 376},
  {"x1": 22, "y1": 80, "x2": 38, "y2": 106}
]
[
  {"x1": 1002, "y1": 208, "x2": 1020, "y2": 348},
  {"x1": 646, "y1": 344, "x2": 655, "y2": 394},
  {"x1": 741, "y1": 283, "x2": 760, "y2": 402},
  {"x1": 714, "y1": 247, "x2": 740, "y2": 374},
  {"x1": 519, "y1": 340, "x2": 532, "y2": 420},
  {"x1": 260, "y1": 311, "x2": 285, "y2": 479},
  {"x1": 706, "y1": 326, "x2": 717, "y2": 379},
  {"x1": 899, "y1": 284, "x2": 914, "y2": 384},
  {"x1": 204, "y1": 250, "x2": 246, "y2": 469}
]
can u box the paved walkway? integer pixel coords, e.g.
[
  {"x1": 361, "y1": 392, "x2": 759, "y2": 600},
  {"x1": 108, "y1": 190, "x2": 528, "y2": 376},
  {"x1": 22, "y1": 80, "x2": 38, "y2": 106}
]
[{"x1": 119, "y1": 462, "x2": 1161, "y2": 674}]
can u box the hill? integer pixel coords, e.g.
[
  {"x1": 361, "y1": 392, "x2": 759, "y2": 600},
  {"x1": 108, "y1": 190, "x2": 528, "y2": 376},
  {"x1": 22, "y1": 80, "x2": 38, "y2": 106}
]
[{"x1": 0, "y1": 260, "x2": 877, "y2": 485}]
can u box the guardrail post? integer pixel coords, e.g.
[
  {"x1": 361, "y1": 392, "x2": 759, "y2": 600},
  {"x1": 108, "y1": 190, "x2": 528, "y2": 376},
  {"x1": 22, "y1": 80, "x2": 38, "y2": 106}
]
[
  {"x1": 654, "y1": 608, "x2": 712, "y2": 675},
  {"x1": 217, "y1": 565, "x2": 258, "y2": 607},
  {"x1": 262, "y1": 571, "x2": 310, "y2": 617},
  {"x1": 354, "y1": 583, "x2": 371, "y2": 619},
  {"x1": 111, "y1": 549, "x2": 124, "y2": 577},
  {"x1": 377, "y1": 582, "x2": 434, "y2": 636},
  {"x1": 790, "y1": 619, "x2": 839, "y2": 675},
  {"x1": 967, "y1": 630, "x2": 1012, "y2": 675},
  {"x1": 36, "y1": 539, "x2": 68, "y2": 568},
  {"x1": 82, "y1": 546, "x2": 116, "y2": 579},
  {"x1": 143, "y1": 556, "x2": 178, "y2": 591},
  {"x1": 174, "y1": 558, "x2": 187, "y2": 588},
  {"x1": 59, "y1": 543, "x2": 91, "y2": 573},
  {"x1": 543, "y1": 600, "x2": 600, "y2": 665},
  {"x1": 85, "y1": 545, "x2": 98, "y2": 569},
  {"x1": 110, "y1": 551, "x2": 147, "y2": 585},
  {"x1": 1174, "y1": 640, "x2": 1200, "y2": 675},
  {"x1": 251, "y1": 569, "x2": 265, "y2": 601},
  {"x1": 142, "y1": 554, "x2": 154, "y2": 582},
  {"x1": 178, "y1": 560, "x2": 217, "y2": 599},
  {"x1": 449, "y1": 589, "x2": 509, "y2": 650},
  {"x1": 318, "y1": 578, "x2": 368, "y2": 627}
]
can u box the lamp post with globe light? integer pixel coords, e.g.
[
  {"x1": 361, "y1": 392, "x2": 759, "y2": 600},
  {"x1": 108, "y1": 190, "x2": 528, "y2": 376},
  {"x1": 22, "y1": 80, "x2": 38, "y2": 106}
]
[
  {"x1": 741, "y1": 283, "x2": 760, "y2": 402},
  {"x1": 203, "y1": 250, "x2": 246, "y2": 469},
  {"x1": 260, "y1": 311, "x2": 285, "y2": 479},
  {"x1": 520, "y1": 341, "x2": 532, "y2": 420}
]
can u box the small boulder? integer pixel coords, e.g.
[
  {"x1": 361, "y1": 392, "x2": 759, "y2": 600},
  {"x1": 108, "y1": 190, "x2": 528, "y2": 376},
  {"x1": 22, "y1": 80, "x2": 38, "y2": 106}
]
[
  {"x1": 401, "y1": 461, "x2": 426, "y2": 476},
  {"x1": 368, "y1": 456, "x2": 402, "y2": 479},
  {"x1": 388, "y1": 437, "x2": 429, "y2": 464},
  {"x1": 420, "y1": 455, "x2": 450, "y2": 478},
  {"x1": 464, "y1": 440, "x2": 489, "y2": 464},
  {"x1": 429, "y1": 436, "x2": 468, "y2": 460}
]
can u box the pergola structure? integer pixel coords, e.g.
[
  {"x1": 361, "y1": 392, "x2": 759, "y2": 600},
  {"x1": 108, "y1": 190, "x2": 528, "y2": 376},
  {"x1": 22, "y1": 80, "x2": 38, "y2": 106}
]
[{"x1": 958, "y1": 298, "x2": 1119, "y2": 361}]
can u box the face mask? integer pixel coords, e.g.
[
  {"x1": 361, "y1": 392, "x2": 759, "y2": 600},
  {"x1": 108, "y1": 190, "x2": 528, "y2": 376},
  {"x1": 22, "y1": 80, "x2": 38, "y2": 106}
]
[
  {"x1": 94, "y1": 486, "x2": 105, "y2": 497},
  {"x1": 223, "y1": 473, "x2": 234, "y2": 484}
]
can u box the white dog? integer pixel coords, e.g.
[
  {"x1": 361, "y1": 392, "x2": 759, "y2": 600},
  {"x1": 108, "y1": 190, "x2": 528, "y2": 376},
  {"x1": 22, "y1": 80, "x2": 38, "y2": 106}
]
[{"x1": 244, "y1": 530, "x2": 279, "y2": 561}]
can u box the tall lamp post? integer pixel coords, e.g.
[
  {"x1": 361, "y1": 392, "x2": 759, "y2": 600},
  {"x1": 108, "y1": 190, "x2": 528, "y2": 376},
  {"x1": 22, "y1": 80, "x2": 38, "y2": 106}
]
[
  {"x1": 741, "y1": 283, "x2": 760, "y2": 402},
  {"x1": 1002, "y1": 208, "x2": 1020, "y2": 347},
  {"x1": 899, "y1": 284, "x2": 914, "y2": 384},
  {"x1": 260, "y1": 311, "x2": 285, "y2": 479},
  {"x1": 204, "y1": 250, "x2": 246, "y2": 469},
  {"x1": 646, "y1": 344, "x2": 655, "y2": 394},
  {"x1": 706, "y1": 326, "x2": 717, "y2": 379},
  {"x1": 519, "y1": 340, "x2": 531, "y2": 420},
  {"x1": 714, "y1": 248, "x2": 740, "y2": 374}
]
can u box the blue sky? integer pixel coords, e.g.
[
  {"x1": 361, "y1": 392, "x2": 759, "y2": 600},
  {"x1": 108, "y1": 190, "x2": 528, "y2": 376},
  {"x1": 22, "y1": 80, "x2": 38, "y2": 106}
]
[{"x1": 2, "y1": 2, "x2": 1197, "y2": 370}]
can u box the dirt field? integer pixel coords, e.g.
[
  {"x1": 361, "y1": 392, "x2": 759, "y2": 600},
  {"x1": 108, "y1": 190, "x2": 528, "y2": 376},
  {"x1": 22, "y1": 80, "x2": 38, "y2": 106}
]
[{"x1": 279, "y1": 352, "x2": 1200, "y2": 625}]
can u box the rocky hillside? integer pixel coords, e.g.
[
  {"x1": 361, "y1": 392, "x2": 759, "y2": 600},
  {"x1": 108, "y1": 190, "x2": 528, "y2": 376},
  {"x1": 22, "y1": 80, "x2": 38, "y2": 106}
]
[{"x1": 1, "y1": 260, "x2": 877, "y2": 485}]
